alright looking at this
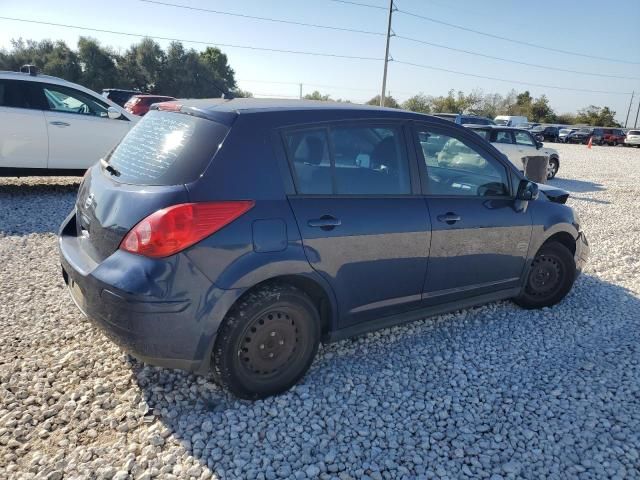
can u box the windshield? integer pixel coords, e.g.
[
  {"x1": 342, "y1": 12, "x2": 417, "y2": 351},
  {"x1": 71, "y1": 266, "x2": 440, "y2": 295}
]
[
  {"x1": 578, "y1": 128, "x2": 592, "y2": 133},
  {"x1": 629, "y1": 130, "x2": 640, "y2": 135},
  {"x1": 559, "y1": 129, "x2": 572, "y2": 134}
]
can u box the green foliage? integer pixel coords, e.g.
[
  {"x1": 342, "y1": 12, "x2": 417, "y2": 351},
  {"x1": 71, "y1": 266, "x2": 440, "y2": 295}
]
[
  {"x1": 574, "y1": 105, "x2": 621, "y2": 127},
  {"x1": 402, "y1": 94, "x2": 431, "y2": 113},
  {"x1": 1, "y1": 37, "x2": 237, "y2": 98},
  {"x1": 366, "y1": 95, "x2": 400, "y2": 108},
  {"x1": 304, "y1": 90, "x2": 332, "y2": 101}
]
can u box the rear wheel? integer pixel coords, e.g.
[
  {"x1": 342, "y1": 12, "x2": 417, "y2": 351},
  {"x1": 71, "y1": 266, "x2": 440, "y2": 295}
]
[
  {"x1": 212, "y1": 283, "x2": 320, "y2": 399},
  {"x1": 515, "y1": 241, "x2": 576, "y2": 309}
]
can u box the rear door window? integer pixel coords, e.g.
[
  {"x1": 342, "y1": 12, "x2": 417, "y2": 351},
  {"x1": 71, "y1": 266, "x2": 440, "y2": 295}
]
[
  {"x1": 284, "y1": 124, "x2": 411, "y2": 195},
  {"x1": 514, "y1": 131, "x2": 535, "y2": 146},
  {"x1": 106, "y1": 110, "x2": 229, "y2": 185},
  {"x1": 0, "y1": 79, "x2": 42, "y2": 109}
]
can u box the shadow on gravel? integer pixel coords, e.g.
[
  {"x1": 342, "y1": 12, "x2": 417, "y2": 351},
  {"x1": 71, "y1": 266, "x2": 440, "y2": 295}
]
[
  {"x1": 569, "y1": 195, "x2": 611, "y2": 205},
  {"x1": 0, "y1": 180, "x2": 80, "y2": 235},
  {"x1": 549, "y1": 177, "x2": 606, "y2": 194},
  {"x1": 128, "y1": 274, "x2": 640, "y2": 479}
]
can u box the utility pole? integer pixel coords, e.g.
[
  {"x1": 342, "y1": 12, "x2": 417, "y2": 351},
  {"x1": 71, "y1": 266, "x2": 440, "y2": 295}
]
[
  {"x1": 299, "y1": 83, "x2": 303, "y2": 100},
  {"x1": 624, "y1": 91, "x2": 634, "y2": 128},
  {"x1": 635, "y1": 98, "x2": 640, "y2": 128},
  {"x1": 380, "y1": 0, "x2": 394, "y2": 107}
]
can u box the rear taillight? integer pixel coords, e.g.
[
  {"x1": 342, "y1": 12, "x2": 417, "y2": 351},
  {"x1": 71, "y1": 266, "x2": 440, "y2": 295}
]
[{"x1": 120, "y1": 201, "x2": 254, "y2": 258}]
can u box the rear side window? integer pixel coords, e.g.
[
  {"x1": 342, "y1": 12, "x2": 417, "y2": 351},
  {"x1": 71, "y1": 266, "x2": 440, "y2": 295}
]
[
  {"x1": 285, "y1": 125, "x2": 411, "y2": 195},
  {"x1": 0, "y1": 79, "x2": 39, "y2": 109},
  {"x1": 107, "y1": 111, "x2": 229, "y2": 185},
  {"x1": 491, "y1": 131, "x2": 514, "y2": 144}
]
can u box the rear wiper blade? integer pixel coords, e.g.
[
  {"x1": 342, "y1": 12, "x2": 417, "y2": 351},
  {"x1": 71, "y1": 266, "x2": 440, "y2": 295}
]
[{"x1": 100, "y1": 158, "x2": 120, "y2": 177}]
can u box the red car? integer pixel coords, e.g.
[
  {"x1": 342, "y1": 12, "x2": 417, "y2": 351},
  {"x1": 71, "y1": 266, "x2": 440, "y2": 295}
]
[
  {"x1": 124, "y1": 95, "x2": 176, "y2": 116},
  {"x1": 602, "y1": 128, "x2": 626, "y2": 146}
]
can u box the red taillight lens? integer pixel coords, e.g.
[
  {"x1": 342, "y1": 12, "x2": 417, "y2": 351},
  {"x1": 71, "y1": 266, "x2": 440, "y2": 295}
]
[{"x1": 120, "y1": 201, "x2": 254, "y2": 258}]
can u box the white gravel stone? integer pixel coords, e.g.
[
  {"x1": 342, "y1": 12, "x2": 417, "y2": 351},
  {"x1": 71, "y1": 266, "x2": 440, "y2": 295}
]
[{"x1": 1, "y1": 144, "x2": 639, "y2": 479}]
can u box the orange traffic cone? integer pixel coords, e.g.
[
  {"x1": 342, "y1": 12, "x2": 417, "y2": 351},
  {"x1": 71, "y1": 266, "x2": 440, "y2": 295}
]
[{"x1": 587, "y1": 137, "x2": 593, "y2": 149}]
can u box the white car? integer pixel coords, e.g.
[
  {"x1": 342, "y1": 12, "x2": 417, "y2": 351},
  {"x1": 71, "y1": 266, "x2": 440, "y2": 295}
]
[
  {"x1": 624, "y1": 130, "x2": 640, "y2": 147},
  {"x1": 468, "y1": 125, "x2": 560, "y2": 180},
  {"x1": 0, "y1": 68, "x2": 137, "y2": 175},
  {"x1": 494, "y1": 115, "x2": 528, "y2": 127}
]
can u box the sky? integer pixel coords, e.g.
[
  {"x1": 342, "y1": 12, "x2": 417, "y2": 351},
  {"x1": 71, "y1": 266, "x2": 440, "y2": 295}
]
[{"x1": 1, "y1": 0, "x2": 640, "y2": 123}]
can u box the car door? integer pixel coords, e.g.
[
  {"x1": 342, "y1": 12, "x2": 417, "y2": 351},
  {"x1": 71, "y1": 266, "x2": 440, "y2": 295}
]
[
  {"x1": 0, "y1": 79, "x2": 48, "y2": 169},
  {"x1": 413, "y1": 122, "x2": 532, "y2": 305},
  {"x1": 489, "y1": 129, "x2": 522, "y2": 170},
  {"x1": 284, "y1": 122, "x2": 431, "y2": 327},
  {"x1": 36, "y1": 83, "x2": 131, "y2": 169},
  {"x1": 513, "y1": 129, "x2": 541, "y2": 161}
]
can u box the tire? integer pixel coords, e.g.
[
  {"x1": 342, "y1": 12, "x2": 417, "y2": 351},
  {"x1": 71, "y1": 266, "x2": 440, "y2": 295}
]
[
  {"x1": 515, "y1": 241, "x2": 576, "y2": 309},
  {"x1": 547, "y1": 157, "x2": 559, "y2": 180},
  {"x1": 211, "y1": 283, "x2": 320, "y2": 399}
]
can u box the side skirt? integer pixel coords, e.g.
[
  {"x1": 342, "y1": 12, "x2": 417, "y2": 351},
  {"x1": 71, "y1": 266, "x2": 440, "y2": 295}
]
[{"x1": 324, "y1": 287, "x2": 521, "y2": 343}]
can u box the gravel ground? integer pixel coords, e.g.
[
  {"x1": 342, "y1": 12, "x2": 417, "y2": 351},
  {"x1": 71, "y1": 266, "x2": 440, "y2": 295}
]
[{"x1": 1, "y1": 143, "x2": 639, "y2": 480}]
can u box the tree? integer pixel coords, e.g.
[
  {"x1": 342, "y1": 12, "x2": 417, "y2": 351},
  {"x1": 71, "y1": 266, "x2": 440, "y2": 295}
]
[
  {"x1": 574, "y1": 105, "x2": 621, "y2": 127},
  {"x1": 118, "y1": 38, "x2": 166, "y2": 91},
  {"x1": 304, "y1": 90, "x2": 332, "y2": 101},
  {"x1": 366, "y1": 95, "x2": 399, "y2": 108},
  {"x1": 200, "y1": 47, "x2": 236, "y2": 95},
  {"x1": 232, "y1": 88, "x2": 253, "y2": 98},
  {"x1": 530, "y1": 95, "x2": 556, "y2": 123},
  {"x1": 77, "y1": 37, "x2": 121, "y2": 92},
  {"x1": 402, "y1": 94, "x2": 431, "y2": 113},
  {"x1": 5, "y1": 39, "x2": 81, "y2": 82}
]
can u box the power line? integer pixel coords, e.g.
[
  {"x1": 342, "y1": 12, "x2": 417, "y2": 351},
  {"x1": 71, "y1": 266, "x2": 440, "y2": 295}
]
[
  {"x1": 238, "y1": 79, "x2": 378, "y2": 93},
  {"x1": 0, "y1": 16, "x2": 383, "y2": 61},
  {"x1": 327, "y1": 0, "x2": 387, "y2": 10},
  {"x1": 140, "y1": 0, "x2": 384, "y2": 36},
  {"x1": 396, "y1": 8, "x2": 640, "y2": 65},
  {"x1": 397, "y1": 35, "x2": 640, "y2": 81},
  {"x1": 394, "y1": 60, "x2": 632, "y2": 95}
]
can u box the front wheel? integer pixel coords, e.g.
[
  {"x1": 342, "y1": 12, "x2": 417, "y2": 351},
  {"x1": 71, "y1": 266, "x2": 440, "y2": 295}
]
[
  {"x1": 547, "y1": 158, "x2": 559, "y2": 179},
  {"x1": 514, "y1": 241, "x2": 576, "y2": 309},
  {"x1": 212, "y1": 283, "x2": 320, "y2": 399}
]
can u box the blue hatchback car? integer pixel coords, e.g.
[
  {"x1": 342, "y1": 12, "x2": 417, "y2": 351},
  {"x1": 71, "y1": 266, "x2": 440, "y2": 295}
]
[{"x1": 59, "y1": 99, "x2": 589, "y2": 398}]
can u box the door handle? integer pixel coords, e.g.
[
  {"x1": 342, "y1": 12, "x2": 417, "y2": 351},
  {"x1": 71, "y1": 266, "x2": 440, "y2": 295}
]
[
  {"x1": 49, "y1": 121, "x2": 70, "y2": 127},
  {"x1": 437, "y1": 212, "x2": 461, "y2": 225},
  {"x1": 308, "y1": 215, "x2": 341, "y2": 230}
]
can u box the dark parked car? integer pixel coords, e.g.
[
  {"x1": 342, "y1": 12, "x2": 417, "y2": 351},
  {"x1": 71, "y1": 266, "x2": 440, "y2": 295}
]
[
  {"x1": 431, "y1": 113, "x2": 495, "y2": 125},
  {"x1": 124, "y1": 94, "x2": 177, "y2": 116},
  {"x1": 531, "y1": 125, "x2": 560, "y2": 142},
  {"x1": 566, "y1": 127, "x2": 605, "y2": 144},
  {"x1": 59, "y1": 99, "x2": 589, "y2": 398},
  {"x1": 102, "y1": 88, "x2": 142, "y2": 107},
  {"x1": 602, "y1": 128, "x2": 626, "y2": 146}
]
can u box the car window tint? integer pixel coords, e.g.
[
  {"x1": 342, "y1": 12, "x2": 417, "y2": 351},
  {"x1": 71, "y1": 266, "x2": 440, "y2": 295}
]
[
  {"x1": 492, "y1": 131, "x2": 513, "y2": 144},
  {"x1": 0, "y1": 79, "x2": 38, "y2": 109},
  {"x1": 285, "y1": 129, "x2": 332, "y2": 194},
  {"x1": 416, "y1": 128, "x2": 510, "y2": 197},
  {"x1": 330, "y1": 126, "x2": 410, "y2": 195},
  {"x1": 41, "y1": 84, "x2": 109, "y2": 117},
  {"x1": 514, "y1": 131, "x2": 535, "y2": 146}
]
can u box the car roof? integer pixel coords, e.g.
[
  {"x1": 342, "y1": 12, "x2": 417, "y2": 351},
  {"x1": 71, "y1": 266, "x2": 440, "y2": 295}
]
[
  {"x1": 157, "y1": 98, "x2": 460, "y2": 126},
  {"x1": 131, "y1": 94, "x2": 175, "y2": 99}
]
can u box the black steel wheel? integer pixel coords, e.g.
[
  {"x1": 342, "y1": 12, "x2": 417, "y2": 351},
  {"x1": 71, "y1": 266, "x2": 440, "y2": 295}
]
[
  {"x1": 212, "y1": 283, "x2": 320, "y2": 399},
  {"x1": 515, "y1": 241, "x2": 576, "y2": 309}
]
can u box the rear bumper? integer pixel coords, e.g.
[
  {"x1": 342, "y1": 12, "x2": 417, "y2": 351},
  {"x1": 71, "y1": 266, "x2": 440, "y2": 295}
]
[
  {"x1": 59, "y1": 210, "x2": 243, "y2": 374},
  {"x1": 624, "y1": 139, "x2": 640, "y2": 146}
]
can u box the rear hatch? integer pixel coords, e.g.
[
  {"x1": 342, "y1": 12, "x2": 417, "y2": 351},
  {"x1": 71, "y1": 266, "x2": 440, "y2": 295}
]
[{"x1": 74, "y1": 110, "x2": 231, "y2": 262}]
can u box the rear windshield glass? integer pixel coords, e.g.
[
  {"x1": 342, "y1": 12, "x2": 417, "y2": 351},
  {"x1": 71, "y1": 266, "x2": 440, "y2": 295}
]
[
  {"x1": 494, "y1": 119, "x2": 509, "y2": 126},
  {"x1": 107, "y1": 111, "x2": 229, "y2": 185},
  {"x1": 628, "y1": 130, "x2": 640, "y2": 135}
]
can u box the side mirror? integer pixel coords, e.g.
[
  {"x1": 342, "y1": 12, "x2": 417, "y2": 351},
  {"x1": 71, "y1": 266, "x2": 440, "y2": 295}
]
[
  {"x1": 107, "y1": 107, "x2": 122, "y2": 120},
  {"x1": 516, "y1": 179, "x2": 539, "y2": 201},
  {"x1": 535, "y1": 140, "x2": 543, "y2": 149}
]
